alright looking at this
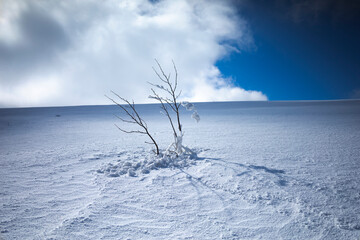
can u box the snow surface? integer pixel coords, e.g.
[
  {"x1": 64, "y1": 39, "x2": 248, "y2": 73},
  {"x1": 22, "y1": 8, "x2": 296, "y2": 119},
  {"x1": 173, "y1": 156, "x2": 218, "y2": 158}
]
[{"x1": 1, "y1": 101, "x2": 360, "y2": 239}]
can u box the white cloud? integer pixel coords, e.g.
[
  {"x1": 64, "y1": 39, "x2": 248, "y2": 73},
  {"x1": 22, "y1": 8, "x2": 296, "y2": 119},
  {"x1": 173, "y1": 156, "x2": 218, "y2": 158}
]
[
  {"x1": 0, "y1": 0, "x2": 267, "y2": 107},
  {"x1": 0, "y1": 75, "x2": 61, "y2": 107},
  {"x1": 189, "y1": 66, "x2": 268, "y2": 102}
]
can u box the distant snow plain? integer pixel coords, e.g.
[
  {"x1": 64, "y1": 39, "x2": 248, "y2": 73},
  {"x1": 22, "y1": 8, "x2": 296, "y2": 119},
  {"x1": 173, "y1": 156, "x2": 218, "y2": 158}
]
[{"x1": 1, "y1": 100, "x2": 360, "y2": 239}]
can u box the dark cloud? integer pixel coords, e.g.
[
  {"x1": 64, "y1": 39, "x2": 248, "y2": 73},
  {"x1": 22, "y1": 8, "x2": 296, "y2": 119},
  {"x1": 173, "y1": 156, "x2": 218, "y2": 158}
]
[
  {"x1": 0, "y1": 4, "x2": 70, "y2": 85},
  {"x1": 279, "y1": 0, "x2": 360, "y2": 24},
  {"x1": 234, "y1": 0, "x2": 360, "y2": 24}
]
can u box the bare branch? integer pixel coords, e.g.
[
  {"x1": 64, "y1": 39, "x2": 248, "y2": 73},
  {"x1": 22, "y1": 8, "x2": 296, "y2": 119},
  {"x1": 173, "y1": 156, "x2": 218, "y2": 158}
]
[
  {"x1": 172, "y1": 59, "x2": 178, "y2": 91},
  {"x1": 151, "y1": 88, "x2": 177, "y2": 137},
  {"x1": 114, "y1": 124, "x2": 146, "y2": 134},
  {"x1": 151, "y1": 59, "x2": 183, "y2": 133},
  {"x1": 154, "y1": 59, "x2": 169, "y2": 82},
  {"x1": 108, "y1": 92, "x2": 160, "y2": 155},
  {"x1": 176, "y1": 90, "x2": 182, "y2": 99},
  {"x1": 114, "y1": 114, "x2": 136, "y2": 124},
  {"x1": 163, "y1": 97, "x2": 177, "y2": 112},
  {"x1": 152, "y1": 67, "x2": 167, "y2": 84},
  {"x1": 106, "y1": 94, "x2": 140, "y2": 125},
  {"x1": 147, "y1": 81, "x2": 172, "y2": 95}
]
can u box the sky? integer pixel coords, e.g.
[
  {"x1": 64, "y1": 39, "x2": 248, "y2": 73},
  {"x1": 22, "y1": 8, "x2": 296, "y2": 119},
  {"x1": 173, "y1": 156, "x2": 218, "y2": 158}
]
[
  {"x1": 220, "y1": 0, "x2": 360, "y2": 101},
  {"x1": 0, "y1": 0, "x2": 359, "y2": 107}
]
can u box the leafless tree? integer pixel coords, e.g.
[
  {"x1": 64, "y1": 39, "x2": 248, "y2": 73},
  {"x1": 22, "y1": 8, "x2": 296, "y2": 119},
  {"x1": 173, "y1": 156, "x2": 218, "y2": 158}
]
[
  {"x1": 148, "y1": 59, "x2": 186, "y2": 155},
  {"x1": 106, "y1": 91, "x2": 159, "y2": 155},
  {"x1": 107, "y1": 60, "x2": 198, "y2": 156}
]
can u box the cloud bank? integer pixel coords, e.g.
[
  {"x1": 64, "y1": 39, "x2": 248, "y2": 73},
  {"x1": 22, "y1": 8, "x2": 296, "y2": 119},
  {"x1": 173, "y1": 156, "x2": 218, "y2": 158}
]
[{"x1": 0, "y1": 0, "x2": 267, "y2": 107}]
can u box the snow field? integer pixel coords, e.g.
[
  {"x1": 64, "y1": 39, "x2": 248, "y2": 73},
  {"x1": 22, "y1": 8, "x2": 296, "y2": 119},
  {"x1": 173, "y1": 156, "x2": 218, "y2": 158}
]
[{"x1": 1, "y1": 101, "x2": 360, "y2": 239}]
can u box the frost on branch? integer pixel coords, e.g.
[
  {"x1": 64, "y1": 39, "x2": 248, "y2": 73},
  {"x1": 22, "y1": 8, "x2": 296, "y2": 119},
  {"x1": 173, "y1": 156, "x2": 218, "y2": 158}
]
[
  {"x1": 182, "y1": 101, "x2": 200, "y2": 123},
  {"x1": 149, "y1": 59, "x2": 200, "y2": 157},
  {"x1": 106, "y1": 60, "x2": 200, "y2": 176},
  {"x1": 191, "y1": 111, "x2": 200, "y2": 123},
  {"x1": 182, "y1": 101, "x2": 195, "y2": 111}
]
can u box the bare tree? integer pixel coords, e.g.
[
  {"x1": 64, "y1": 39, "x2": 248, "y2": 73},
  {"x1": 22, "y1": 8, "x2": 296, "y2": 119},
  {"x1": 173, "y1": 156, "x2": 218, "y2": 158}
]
[
  {"x1": 106, "y1": 91, "x2": 159, "y2": 155},
  {"x1": 148, "y1": 59, "x2": 187, "y2": 155},
  {"x1": 107, "y1": 60, "x2": 199, "y2": 157}
]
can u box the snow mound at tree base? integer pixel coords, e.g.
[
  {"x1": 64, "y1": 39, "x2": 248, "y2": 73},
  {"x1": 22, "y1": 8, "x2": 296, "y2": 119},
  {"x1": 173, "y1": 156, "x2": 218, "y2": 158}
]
[{"x1": 97, "y1": 148, "x2": 199, "y2": 177}]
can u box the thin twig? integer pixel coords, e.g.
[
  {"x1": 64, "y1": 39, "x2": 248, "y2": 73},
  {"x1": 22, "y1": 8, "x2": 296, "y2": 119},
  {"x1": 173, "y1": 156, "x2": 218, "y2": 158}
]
[{"x1": 108, "y1": 92, "x2": 160, "y2": 155}]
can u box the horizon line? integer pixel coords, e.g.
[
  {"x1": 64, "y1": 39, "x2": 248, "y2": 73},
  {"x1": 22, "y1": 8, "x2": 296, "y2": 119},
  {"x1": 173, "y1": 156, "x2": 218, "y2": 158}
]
[{"x1": 1, "y1": 98, "x2": 359, "y2": 110}]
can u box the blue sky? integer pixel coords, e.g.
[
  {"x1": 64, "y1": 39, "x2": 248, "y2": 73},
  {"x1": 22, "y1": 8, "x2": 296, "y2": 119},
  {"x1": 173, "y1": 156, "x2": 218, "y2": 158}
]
[
  {"x1": 217, "y1": 0, "x2": 360, "y2": 100},
  {"x1": 0, "y1": 0, "x2": 359, "y2": 107}
]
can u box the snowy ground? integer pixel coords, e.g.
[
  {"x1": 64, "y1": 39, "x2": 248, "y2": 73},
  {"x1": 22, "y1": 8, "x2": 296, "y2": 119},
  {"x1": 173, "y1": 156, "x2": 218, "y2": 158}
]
[{"x1": 1, "y1": 100, "x2": 360, "y2": 239}]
